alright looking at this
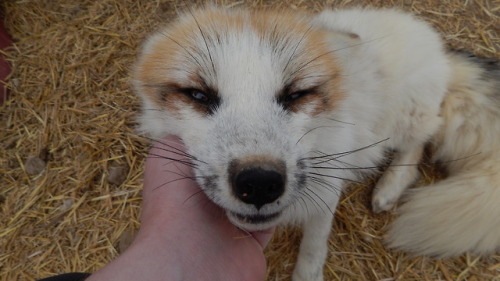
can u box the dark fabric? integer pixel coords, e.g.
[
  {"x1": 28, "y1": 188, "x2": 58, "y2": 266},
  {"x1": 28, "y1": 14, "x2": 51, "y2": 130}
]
[
  {"x1": 37, "y1": 273, "x2": 91, "y2": 281},
  {"x1": 0, "y1": 16, "x2": 12, "y2": 104}
]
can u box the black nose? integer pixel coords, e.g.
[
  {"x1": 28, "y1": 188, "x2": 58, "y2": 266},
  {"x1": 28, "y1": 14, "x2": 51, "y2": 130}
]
[{"x1": 232, "y1": 168, "x2": 285, "y2": 210}]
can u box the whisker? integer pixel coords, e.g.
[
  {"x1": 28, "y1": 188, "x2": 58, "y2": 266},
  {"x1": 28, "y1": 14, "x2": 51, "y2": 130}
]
[
  {"x1": 286, "y1": 50, "x2": 331, "y2": 83},
  {"x1": 308, "y1": 171, "x2": 362, "y2": 184},
  {"x1": 296, "y1": 191, "x2": 311, "y2": 218},
  {"x1": 328, "y1": 138, "x2": 389, "y2": 159},
  {"x1": 306, "y1": 187, "x2": 335, "y2": 216},
  {"x1": 146, "y1": 153, "x2": 198, "y2": 169},
  {"x1": 144, "y1": 136, "x2": 194, "y2": 156},
  {"x1": 325, "y1": 117, "x2": 355, "y2": 126},
  {"x1": 158, "y1": 31, "x2": 204, "y2": 69},
  {"x1": 142, "y1": 136, "x2": 208, "y2": 164},
  {"x1": 307, "y1": 165, "x2": 381, "y2": 171},
  {"x1": 301, "y1": 138, "x2": 389, "y2": 161},
  {"x1": 307, "y1": 152, "x2": 483, "y2": 170},
  {"x1": 153, "y1": 175, "x2": 199, "y2": 191},
  {"x1": 188, "y1": 8, "x2": 217, "y2": 77},
  {"x1": 301, "y1": 189, "x2": 323, "y2": 214},
  {"x1": 158, "y1": 159, "x2": 201, "y2": 170},
  {"x1": 183, "y1": 189, "x2": 207, "y2": 204},
  {"x1": 150, "y1": 146, "x2": 204, "y2": 164},
  {"x1": 310, "y1": 156, "x2": 362, "y2": 167},
  {"x1": 307, "y1": 176, "x2": 342, "y2": 197},
  {"x1": 313, "y1": 156, "x2": 374, "y2": 170},
  {"x1": 160, "y1": 167, "x2": 201, "y2": 180},
  {"x1": 296, "y1": 125, "x2": 341, "y2": 145},
  {"x1": 283, "y1": 25, "x2": 313, "y2": 74}
]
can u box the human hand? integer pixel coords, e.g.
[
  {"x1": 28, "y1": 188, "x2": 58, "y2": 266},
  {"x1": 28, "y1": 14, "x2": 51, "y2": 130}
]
[{"x1": 87, "y1": 136, "x2": 274, "y2": 281}]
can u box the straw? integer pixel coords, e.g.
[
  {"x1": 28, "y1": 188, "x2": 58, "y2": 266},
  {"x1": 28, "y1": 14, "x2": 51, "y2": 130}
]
[{"x1": 0, "y1": 1, "x2": 498, "y2": 280}]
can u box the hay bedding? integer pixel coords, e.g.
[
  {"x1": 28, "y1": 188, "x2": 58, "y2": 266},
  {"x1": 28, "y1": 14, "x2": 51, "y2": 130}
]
[{"x1": 0, "y1": 0, "x2": 498, "y2": 280}]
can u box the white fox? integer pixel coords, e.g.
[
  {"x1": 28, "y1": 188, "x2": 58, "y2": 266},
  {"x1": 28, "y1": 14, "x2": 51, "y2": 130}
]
[{"x1": 133, "y1": 7, "x2": 500, "y2": 281}]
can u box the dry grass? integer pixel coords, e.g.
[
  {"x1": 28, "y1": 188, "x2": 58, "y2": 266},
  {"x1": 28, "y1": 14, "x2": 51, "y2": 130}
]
[{"x1": 0, "y1": 0, "x2": 498, "y2": 280}]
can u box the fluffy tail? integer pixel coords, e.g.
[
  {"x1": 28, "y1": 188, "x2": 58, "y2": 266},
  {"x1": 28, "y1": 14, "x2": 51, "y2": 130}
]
[{"x1": 386, "y1": 51, "x2": 500, "y2": 257}]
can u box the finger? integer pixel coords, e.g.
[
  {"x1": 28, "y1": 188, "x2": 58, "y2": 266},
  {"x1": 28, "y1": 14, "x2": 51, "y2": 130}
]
[
  {"x1": 250, "y1": 227, "x2": 275, "y2": 249},
  {"x1": 141, "y1": 136, "x2": 202, "y2": 218},
  {"x1": 144, "y1": 136, "x2": 195, "y2": 195}
]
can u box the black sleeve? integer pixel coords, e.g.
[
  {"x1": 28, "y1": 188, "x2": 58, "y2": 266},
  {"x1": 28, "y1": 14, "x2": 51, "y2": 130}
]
[{"x1": 37, "y1": 273, "x2": 91, "y2": 281}]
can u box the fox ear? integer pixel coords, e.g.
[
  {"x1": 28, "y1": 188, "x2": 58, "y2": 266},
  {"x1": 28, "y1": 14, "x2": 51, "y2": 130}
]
[
  {"x1": 322, "y1": 29, "x2": 361, "y2": 52},
  {"x1": 311, "y1": 12, "x2": 362, "y2": 52}
]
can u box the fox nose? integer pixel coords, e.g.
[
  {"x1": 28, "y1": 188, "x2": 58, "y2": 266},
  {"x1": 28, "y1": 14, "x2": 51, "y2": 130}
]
[
  {"x1": 229, "y1": 158, "x2": 286, "y2": 210},
  {"x1": 233, "y1": 168, "x2": 284, "y2": 209}
]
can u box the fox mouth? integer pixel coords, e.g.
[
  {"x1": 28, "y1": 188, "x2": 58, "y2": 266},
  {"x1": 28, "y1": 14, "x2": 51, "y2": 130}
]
[{"x1": 230, "y1": 211, "x2": 282, "y2": 224}]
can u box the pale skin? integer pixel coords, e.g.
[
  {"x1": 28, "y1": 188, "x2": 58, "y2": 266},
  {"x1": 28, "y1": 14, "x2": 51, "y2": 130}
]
[{"x1": 87, "y1": 137, "x2": 274, "y2": 281}]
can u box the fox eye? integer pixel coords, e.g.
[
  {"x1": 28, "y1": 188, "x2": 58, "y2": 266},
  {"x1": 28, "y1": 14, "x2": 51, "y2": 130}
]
[
  {"x1": 277, "y1": 86, "x2": 321, "y2": 112},
  {"x1": 181, "y1": 88, "x2": 211, "y2": 104},
  {"x1": 281, "y1": 89, "x2": 315, "y2": 104},
  {"x1": 287, "y1": 90, "x2": 312, "y2": 102},
  {"x1": 177, "y1": 87, "x2": 221, "y2": 114},
  {"x1": 190, "y1": 90, "x2": 209, "y2": 102}
]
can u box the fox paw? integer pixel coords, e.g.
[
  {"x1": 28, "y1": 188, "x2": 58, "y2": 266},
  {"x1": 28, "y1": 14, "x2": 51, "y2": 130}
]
[
  {"x1": 372, "y1": 187, "x2": 399, "y2": 213},
  {"x1": 292, "y1": 269, "x2": 323, "y2": 281},
  {"x1": 292, "y1": 257, "x2": 324, "y2": 281}
]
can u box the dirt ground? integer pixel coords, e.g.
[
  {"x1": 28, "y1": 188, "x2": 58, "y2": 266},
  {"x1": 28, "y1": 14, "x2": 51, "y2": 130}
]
[{"x1": 0, "y1": 0, "x2": 498, "y2": 280}]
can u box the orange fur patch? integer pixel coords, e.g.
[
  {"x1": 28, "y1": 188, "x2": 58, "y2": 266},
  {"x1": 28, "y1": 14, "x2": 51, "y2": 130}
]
[{"x1": 229, "y1": 155, "x2": 287, "y2": 179}]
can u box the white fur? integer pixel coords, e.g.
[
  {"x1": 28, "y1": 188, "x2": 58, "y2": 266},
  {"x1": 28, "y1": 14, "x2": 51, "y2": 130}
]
[
  {"x1": 385, "y1": 52, "x2": 500, "y2": 257},
  {"x1": 134, "y1": 7, "x2": 499, "y2": 280}
]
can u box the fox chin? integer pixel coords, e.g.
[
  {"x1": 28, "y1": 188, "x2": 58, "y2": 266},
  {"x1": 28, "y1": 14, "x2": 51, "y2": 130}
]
[{"x1": 133, "y1": 6, "x2": 500, "y2": 281}]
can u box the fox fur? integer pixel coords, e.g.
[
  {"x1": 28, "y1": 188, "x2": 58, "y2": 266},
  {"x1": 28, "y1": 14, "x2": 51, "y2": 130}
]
[{"x1": 133, "y1": 6, "x2": 500, "y2": 281}]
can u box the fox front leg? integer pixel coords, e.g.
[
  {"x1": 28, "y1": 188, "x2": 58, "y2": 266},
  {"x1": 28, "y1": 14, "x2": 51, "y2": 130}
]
[{"x1": 292, "y1": 211, "x2": 334, "y2": 281}]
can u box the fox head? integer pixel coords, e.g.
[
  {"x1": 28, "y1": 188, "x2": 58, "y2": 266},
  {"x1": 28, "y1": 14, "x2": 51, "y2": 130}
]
[{"x1": 133, "y1": 7, "x2": 354, "y2": 230}]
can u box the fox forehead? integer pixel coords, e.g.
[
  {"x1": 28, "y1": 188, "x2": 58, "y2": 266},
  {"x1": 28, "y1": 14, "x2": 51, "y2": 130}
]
[{"x1": 135, "y1": 7, "x2": 343, "y2": 114}]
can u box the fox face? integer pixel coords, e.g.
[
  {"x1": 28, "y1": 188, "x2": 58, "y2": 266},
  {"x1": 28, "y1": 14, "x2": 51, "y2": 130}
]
[{"x1": 133, "y1": 7, "x2": 347, "y2": 230}]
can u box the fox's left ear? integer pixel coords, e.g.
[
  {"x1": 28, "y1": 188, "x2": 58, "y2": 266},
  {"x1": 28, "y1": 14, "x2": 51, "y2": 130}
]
[
  {"x1": 320, "y1": 29, "x2": 361, "y2": 54},
  {"x1": 311, "y1": 13, "x2": 362, "y2": 55}
]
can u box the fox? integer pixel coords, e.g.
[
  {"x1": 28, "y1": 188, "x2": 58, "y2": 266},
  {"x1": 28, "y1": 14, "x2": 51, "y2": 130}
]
[{"x1": 132, "y1": 6, "x2": 500, "y2": 281}]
